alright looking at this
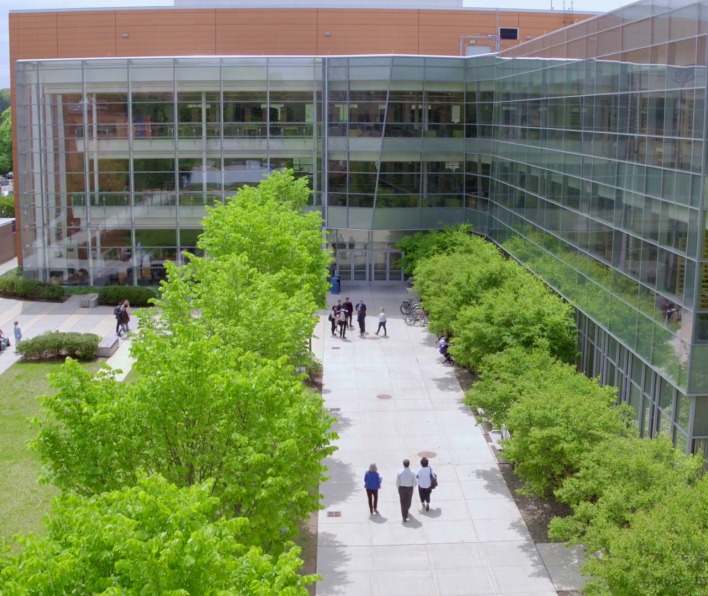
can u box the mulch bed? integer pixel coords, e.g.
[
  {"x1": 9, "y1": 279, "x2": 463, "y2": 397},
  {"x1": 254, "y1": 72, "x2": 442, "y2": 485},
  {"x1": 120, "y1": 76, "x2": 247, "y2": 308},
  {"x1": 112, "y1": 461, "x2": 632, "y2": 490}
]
[{"x1": 452, "y1": 366, "x2": 572, "y2": 545}]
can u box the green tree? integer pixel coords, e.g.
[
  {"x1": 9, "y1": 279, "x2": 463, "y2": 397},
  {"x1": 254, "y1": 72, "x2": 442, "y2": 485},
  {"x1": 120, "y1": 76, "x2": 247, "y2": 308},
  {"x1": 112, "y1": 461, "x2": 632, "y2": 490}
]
[
  {"x1": 173, "y1": 253, "x2": 318, "y2": 369},
  {"x1": 583, "y1": 475, "x2": 708, "y2": 596},
  {"x1": 464, "y1": 347, "x2": 560, "y2": 426},
  {"x1": 35, "y1": 335, "x2": 335, "y2": 550},
  {"x1": 549, "y1": 435, "x2": 703, "y2": 552},
  {"x1": 0, "y1": 89, "x2": 9, "y2": 113},
  {"x1": 413, "y1": 244, "x2": 513, "y2": 336},
  {"x1": 0, "y1": 107, "x2": 11, "y2": 174},
  {"x1": 198, "y1": 169, "x2": 330, "y2": 306},
  {"x1": 0, "y1": 193, "x2": 14, "y2": 218},
  {"x1": 31, "y1": 363, "x2": 143, "y2": 493},
  {"x1": 33, "y1": 168, "x2": 335, "y2": 557},
  {"x1": 396, "y1": 224, "x2": 476, "y2": 276},
  {"x1": 0, "y1": 475, "x2": 316, "y2": 594},
  {"x1": 450, "y1": 273, "x2": 578, "y2": 370},
  {"x1": 503, "y1": 371, "x2": 631, "y2": 497}
]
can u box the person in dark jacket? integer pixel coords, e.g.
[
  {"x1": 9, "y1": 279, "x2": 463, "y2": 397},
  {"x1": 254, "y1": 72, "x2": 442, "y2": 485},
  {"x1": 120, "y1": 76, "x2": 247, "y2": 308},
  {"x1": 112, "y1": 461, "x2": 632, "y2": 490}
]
[
  {"x1": 114, "y1": 301, "x2": 125, "y2": 337},
  {"x1": 364, "y1": 463, "x2": 382, "y2": 515},
  {"x1": 357, "y1": 304, "x2": 367, "y2": 336},
  {"x1": 343, "y1": 297, "x2": 354, "y2": 328}
]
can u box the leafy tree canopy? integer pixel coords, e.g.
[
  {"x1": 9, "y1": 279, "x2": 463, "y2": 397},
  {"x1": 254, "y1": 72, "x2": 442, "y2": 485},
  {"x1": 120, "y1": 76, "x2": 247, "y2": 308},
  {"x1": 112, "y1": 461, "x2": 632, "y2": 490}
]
[
  {"x1": 0, "y1": 107, "x2": 12, "y2": 174},
  {"x1": 549, "y1": 435, "x2": 703, "y2": 553},
  {"x1": 198, "y1": 169, "x2": 330, "y2": 306},
  {"x1": 396, "y1": 224, "x2": 476, "y2": 275},
  {"x1": 464, "y1": 347, "x2": 561, "y2": 426},
  {"x1": 33, "y1": 165, "x2": 337, "y2": 555},
  {"x1": 450, "y1": 273, "x2": 578, "y2": 370},
  {"x1": 0, "y1": 475, "x2": 315, "y2": 595},
  {"x1": 413, "y1": 244, "x2": 513, "y2": 336},
  {"x1": 503, "y1": 371, "x2": 632, "y2": 497},
  {"x1": 582, "y1": 475, "x2": 708, "y2": 596},
  {"x1": 35, "y1": 338, "x2": 335, "y2": 551},
  {"x1": 0, "y1": 193, "x2": 15, "y2": 218},
  {"x1": 167, "y1": 254, "x2": 317, "y2": 369},
  {"x1": 0, "y1": 90, "x2": 9, "y2": 113}
]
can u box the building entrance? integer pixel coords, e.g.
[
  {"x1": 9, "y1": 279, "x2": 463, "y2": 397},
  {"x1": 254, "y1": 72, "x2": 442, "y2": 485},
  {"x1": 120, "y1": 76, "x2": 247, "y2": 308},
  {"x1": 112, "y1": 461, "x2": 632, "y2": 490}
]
[{"x1": 334, "y1": 248, "x2": 404, "y2": 283}]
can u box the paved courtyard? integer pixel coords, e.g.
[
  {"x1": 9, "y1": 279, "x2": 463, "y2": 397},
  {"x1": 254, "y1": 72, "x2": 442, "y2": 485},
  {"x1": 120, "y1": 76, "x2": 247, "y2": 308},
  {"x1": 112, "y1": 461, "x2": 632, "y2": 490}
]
[
  {"x1": 0, "y1": 260, "x2": 584, "y2": 593},
  {"x1": 314, "y1": 284, "x2": 584, "y2": 596}
]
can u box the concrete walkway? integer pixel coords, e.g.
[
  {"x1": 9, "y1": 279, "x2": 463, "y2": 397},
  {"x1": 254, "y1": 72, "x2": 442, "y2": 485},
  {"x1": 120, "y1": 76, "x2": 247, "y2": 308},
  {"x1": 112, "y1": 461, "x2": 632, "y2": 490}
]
[
  {"x1": 0, "y1": 258, "x2": 135, "y2": 378},
  {"x1": 315, "y1": 284, "x2": 584, "y2": 596},
  {"x1": 0, "y1": 262, "x2": 584, "y2": 592}
]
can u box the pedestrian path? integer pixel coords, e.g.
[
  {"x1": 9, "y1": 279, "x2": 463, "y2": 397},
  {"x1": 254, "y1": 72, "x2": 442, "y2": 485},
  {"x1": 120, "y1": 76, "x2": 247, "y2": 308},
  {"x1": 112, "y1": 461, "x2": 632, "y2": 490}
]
[
  {"x1": 315, "y1": 284, "x2": 584, "y2": 595},
  {"x1": 0, "y1": 266, "x2": 136, "y2": 378},
  {"x1": 0, "y1": 265, "x2": 584, "y2": 593}
]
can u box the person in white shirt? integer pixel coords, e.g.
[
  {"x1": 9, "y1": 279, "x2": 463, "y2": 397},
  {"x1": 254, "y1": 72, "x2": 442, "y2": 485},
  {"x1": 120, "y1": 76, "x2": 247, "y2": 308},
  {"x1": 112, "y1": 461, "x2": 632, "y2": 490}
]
[
  {"x1": 395, "y1": 458, "x2": 417, "y2": 522},
  {"x1": 416, "y1": 456, "x2": 435, "y2": 511},
  {"x1": 376, "y1": 308, "x2": 387, "y2": 336}
]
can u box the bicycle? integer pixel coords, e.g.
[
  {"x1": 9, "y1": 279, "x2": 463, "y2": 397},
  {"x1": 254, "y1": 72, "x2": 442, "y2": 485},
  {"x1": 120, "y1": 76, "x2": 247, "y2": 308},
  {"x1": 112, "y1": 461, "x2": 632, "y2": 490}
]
[
  {"x1": 404, "y1": 309, "x2": 428, "y2": 326},
  {"x1": 400, "y1": 297, "x2": 421, "y2": 315}
]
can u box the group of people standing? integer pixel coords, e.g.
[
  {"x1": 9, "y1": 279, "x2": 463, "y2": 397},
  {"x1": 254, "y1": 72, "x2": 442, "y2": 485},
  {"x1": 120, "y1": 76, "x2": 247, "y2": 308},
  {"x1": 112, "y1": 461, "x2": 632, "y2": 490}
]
[
  {"x1": 328, "y1": 297, "x2": 387, "y2": 339},
  {"x1": 364, "y1": 457, "x2": 436, "y2": 521}
]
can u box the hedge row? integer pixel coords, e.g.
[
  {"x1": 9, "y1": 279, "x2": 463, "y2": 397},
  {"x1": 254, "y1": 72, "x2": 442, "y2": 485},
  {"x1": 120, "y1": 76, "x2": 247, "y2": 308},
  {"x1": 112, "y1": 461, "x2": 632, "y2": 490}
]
[
  {"x1": 97, "y1": 285, "x2": 156, "y2": 307},
  {"x1": 17, "y1": 331, "x2": 100, "y2": 361},
  {"x1": 403, "y1": 227, "x2": 707, "y2": 594},
  {"x1": 0, "y1": 268, "x2": 64, "y2": 301},
  {"x1": 0, "y1": 269, "x2": 157, "y2": 306}
]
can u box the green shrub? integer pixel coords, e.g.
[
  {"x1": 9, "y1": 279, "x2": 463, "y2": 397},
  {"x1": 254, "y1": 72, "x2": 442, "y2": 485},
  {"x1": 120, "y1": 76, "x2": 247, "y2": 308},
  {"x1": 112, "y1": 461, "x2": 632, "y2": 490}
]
[
  {"x1": 40, "y1": 284, "x2": 65, "y2": 300},
  {"x1": 17, "y1": 331, "x2": 99, "y2": 361},
  {"x1": 98, "y1": 285, "x2": 157, "y2": 307},
  {"x1": 0, "y1": 269, "x2": 65, "y2": 301}
]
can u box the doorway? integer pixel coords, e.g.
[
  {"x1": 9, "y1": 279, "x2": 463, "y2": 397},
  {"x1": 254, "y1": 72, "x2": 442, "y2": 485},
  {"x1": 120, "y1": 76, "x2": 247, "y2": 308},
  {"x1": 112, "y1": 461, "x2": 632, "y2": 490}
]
[{"x1": 335, "y1": 248, "x2": 404, "y2": 283}]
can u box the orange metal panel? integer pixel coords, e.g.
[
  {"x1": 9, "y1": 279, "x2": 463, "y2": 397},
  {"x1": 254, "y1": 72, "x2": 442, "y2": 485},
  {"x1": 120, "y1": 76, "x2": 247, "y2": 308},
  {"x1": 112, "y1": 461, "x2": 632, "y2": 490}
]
[
  {"x1": 10, "y1": 7, "x2": 593, "y2": 61},
  {"x1": 57, "y1": 10, "x2": 115, "y2": 27},
  {"x1": 317, "y1": 8, "x2": 419, "y2": 25},
  {"x1": 216, "y1": 8, "x2": 317, "y2": 25},
  {"x1": 10, "y1": 13, "x2": 58, "y2": 29},
  {"x1": 115, "y1": 9, "x2": 215, "y2": 27}
]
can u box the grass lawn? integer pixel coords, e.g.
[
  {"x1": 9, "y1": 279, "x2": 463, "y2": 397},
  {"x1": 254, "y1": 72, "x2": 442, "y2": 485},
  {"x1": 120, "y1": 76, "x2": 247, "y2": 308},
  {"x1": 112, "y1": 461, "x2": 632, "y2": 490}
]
[{"x1": 0, "y1": 361, "x2": 100, "y2": 551}]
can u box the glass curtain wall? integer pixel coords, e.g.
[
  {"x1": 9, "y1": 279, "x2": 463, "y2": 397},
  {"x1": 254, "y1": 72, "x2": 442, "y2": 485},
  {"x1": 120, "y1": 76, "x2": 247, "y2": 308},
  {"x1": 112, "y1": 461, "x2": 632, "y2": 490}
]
[
  {"x1": 14, "y1": 1, "x2": 708, "y2": 451},
  {"x1": 16, "y1": 57, "x2": 320, "y2": 287},
  {"x1": 491, "y1": 0, "x2": 708, "y2": 448},
  {"x1": 326, "y1": 56, "x2": 468, "y2": 231}
]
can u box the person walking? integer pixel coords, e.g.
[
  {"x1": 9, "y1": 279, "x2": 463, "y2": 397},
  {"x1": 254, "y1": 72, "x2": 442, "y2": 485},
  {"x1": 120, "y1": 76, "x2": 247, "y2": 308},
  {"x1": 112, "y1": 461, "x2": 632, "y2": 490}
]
[
  {"x1": 329, "y1": 305, "x2": 338, "y2": 336},
  {"x1": 343, "y1": 297, "x2": 354, "y2": 329},
  {"x1": 114, "y1": 301, "x2": 125, "y2": 337},
  {"x1": 357, "y1": 304, "x2": 366, "y2": 336},
  {"x1": 120, "y1": 300, "x2": 131, "y2": 334},
  {"x1": 13, "y1": 321, "x2": 22, "y2": 351},
  {"x1": 416, "y1": 456, "x2": 435, "y2": 511},
  {"x1": 396, "y1": 458, "x2": 416, "y2": 522},
  {"x1": 338, "y1": 308, "x2": 348, "y2": 339},
  {"x1": 364, "y1": 463, "x2": 382, "y2": 515},
  {"x1": 376, "y1": 308, "x2": 387, "y2": 336}
]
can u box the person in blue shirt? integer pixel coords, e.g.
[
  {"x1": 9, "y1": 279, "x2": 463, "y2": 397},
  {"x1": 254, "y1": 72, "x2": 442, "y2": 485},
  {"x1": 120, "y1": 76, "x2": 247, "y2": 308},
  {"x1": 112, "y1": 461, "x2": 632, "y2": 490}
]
[{"x1": 364, "y1": 463, "x2": 382, "y2": 516}]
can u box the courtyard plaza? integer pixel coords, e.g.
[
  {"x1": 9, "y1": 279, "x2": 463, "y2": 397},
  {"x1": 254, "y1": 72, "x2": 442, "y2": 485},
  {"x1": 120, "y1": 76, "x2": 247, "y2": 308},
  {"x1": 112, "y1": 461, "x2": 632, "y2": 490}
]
[{"x1": 0, "y1": 262, "x2": 584, "y2": 594}]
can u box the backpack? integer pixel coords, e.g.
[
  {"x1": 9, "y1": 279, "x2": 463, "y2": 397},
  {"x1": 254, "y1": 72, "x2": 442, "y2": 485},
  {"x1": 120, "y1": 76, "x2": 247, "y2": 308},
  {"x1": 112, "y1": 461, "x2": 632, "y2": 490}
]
[{"x1": 114, "y1": 305, "x2": 122, "y2": 317}]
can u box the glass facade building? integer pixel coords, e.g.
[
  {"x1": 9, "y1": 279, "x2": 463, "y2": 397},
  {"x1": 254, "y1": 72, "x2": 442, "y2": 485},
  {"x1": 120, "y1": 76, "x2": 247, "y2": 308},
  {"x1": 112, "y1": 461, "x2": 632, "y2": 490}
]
[{"x1": 13, "y1": 0, "x2": 708, "y2": 454}]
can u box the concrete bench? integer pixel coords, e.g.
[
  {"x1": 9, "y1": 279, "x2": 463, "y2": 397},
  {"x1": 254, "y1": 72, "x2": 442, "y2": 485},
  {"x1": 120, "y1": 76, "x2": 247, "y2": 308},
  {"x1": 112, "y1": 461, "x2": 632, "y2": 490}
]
[
  {"x1": 97, "y1": 334, "x2": 119, "y2": 358},
  {"x1": 80, "y1": 292, "x2": 99, "y2": 308}
]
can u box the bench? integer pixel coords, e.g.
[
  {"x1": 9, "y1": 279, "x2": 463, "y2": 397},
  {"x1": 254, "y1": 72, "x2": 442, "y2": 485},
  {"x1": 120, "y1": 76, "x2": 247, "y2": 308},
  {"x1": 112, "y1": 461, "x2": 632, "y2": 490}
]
[
  {"x1": 80, "y1": 292, "x2": 99, "y2": 308},
  {"x1": 97, "y1": 334, "x2": 119, "y2": 358}
]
